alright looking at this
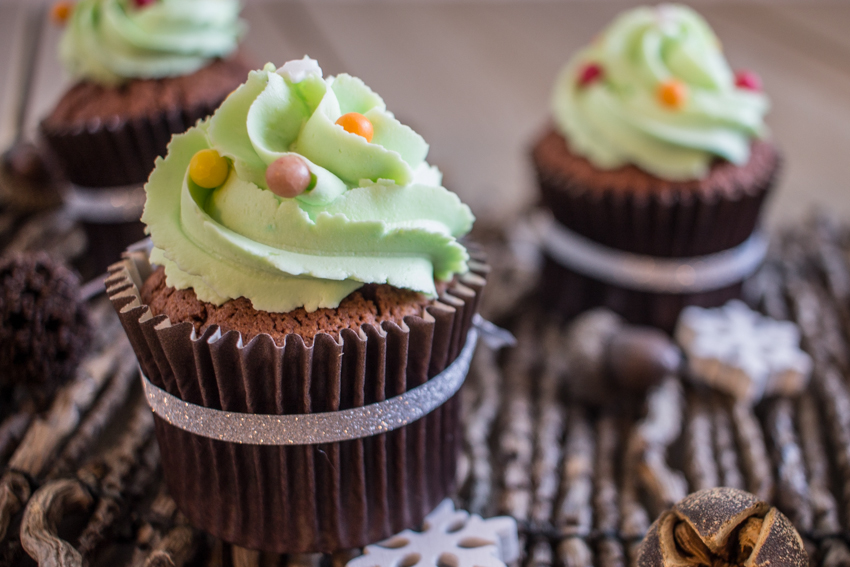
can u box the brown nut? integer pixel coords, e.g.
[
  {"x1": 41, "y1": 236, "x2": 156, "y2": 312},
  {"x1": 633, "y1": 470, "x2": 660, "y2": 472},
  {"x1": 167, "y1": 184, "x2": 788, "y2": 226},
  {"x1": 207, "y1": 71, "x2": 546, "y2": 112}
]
[
  {"x1": 562, "y1": 308, "x2": 623, "y2": 405},
  {"x1": 637, "y1": 487, "x2": 807, "y2": 567},
  {"x1": 606, "y1": 326, "x2": 682, "y2": 393}
]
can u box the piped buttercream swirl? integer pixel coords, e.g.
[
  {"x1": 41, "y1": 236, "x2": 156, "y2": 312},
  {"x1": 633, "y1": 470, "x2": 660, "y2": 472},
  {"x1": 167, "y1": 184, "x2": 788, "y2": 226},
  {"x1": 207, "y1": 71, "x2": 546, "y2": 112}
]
[
  {"x1": 60, "y1": 0, "x2": 244, "y2": 85},
  {"x1": 552, "y1": 4, "x2": 770, "y2": 180},
  {"x1": 143, "y1": 60, "x2": 475, "y2": 313}
]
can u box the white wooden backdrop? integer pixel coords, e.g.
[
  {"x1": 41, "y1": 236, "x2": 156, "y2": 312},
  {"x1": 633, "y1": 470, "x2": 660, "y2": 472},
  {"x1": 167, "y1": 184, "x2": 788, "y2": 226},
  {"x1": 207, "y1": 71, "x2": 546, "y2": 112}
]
[{"x1": 1, "y1": 1, "x2": 849, "y2": 229}]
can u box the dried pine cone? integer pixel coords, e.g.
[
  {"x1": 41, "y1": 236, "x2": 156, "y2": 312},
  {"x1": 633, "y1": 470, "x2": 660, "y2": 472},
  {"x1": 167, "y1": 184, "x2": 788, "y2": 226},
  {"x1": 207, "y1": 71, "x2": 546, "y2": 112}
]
[
  {"x1": 637, "y1": 487, "x2": 807, "y2": 567},
  {"x1": 0, "y1": 253, "x2": 90, "y2": 408}
]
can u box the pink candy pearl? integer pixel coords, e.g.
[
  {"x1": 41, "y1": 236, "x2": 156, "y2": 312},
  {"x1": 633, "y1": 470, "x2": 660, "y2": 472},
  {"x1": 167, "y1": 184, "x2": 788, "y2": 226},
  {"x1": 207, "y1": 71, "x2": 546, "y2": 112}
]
[
  {"x1": 735, "y1": 70, "x2": 762, "y2": 92},
  {"x1": 578, "y1": 63, "x2": 604, "y2": 87},
  {"x1": 266, "y1": 155, "x2": 312, "y2": 198}
]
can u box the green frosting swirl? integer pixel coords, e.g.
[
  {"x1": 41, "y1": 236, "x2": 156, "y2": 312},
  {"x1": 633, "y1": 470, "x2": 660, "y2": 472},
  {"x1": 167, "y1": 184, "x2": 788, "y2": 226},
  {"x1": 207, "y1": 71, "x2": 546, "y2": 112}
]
[
  {"x1": 60, "y1": 0, "x2": 244, "y2": 85},
  {"x1": 552, "y1": 4, "x2": 770, "y2": 180},
  {"x1": 143, "y1": 61, "x2": 474, "y2": 313}
]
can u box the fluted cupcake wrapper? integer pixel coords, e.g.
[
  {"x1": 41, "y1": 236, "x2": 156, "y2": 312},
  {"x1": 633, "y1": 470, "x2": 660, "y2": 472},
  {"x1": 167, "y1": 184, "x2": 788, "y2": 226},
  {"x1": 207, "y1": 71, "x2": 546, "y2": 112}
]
[
  {"x1": 106, "y1": 249, "x2": 487, "y2": 553},
  {"x1": 534, "y1": 132, "x2": 780, "y2": 258},
  {"x1": 40, "y1": 101, "x2": 221, "y2": 189},
  {"x1": 532, "y1": 130, "x2": 780, "y2": 329}
]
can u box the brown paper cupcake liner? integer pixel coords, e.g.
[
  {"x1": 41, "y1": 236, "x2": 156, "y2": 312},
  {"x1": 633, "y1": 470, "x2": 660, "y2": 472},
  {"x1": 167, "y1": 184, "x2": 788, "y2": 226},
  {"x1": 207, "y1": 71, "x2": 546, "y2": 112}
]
[
  {"x1": 105, "y1": 248, "x2": 487, "y2": 553},
  {"x1": 40, "y1": 101, "x2": 222, "y2": 189},
  {"x1": 531, "y1": 129, "x2": 779, "y2": 329},
  {"x1": 533, "y1": 130, "x2": 780, "y2": 258}
]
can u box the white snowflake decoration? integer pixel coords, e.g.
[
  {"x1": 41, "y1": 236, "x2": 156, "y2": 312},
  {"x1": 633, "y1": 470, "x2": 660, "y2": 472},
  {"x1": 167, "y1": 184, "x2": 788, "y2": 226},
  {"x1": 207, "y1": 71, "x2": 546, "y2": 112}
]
[
  {"x1": 347, "y1": 500, "x2": 519, "y2": 567},
  {"x1": 675, "y1": 300, "x2": 812, "y2": 403}
]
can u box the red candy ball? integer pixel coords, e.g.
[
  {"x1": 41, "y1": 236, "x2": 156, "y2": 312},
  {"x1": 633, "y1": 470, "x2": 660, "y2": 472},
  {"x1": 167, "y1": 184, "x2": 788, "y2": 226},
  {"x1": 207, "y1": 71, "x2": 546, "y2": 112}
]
[
  {"x1": 266, "y1": 155, "x2": 312, "y2": 199},
  {"x1": 578, "y1": 63, "x2": 604, "y2": 87},
  {"x1": 134, "y1": 0, "x2": 156, "y2": 7},
  {"x1": 735, "y1": 70, "x2": 762, "y2": 92}
]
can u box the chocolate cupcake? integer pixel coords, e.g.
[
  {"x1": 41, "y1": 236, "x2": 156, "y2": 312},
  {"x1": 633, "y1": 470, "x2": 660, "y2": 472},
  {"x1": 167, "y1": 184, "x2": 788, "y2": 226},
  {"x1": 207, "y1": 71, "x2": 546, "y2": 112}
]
[
  {"x1": 107, "y1": 58, "x2": 487, "y2": 553},
  {"x1": 40, "y1": 0, "x2": 249, "y2": 275},
  {"x1": 531, "y1": 5, "x2": 779, "y2": 331}
]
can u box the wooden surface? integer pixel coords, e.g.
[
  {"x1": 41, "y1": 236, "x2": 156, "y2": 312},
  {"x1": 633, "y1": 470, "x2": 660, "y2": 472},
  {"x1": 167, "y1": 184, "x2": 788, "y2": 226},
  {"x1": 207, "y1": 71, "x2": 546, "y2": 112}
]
[{"x1": 1, "y1": 1, "x2": 849, "y2": 229}]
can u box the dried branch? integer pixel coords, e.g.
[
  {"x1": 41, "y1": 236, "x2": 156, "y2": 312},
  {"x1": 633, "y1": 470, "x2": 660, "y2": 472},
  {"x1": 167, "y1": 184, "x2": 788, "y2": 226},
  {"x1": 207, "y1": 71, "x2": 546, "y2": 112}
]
[
  {"x1": 682, "y1": 393, "x2": 717, "y2": 492},
  {"x1": 556, "y1": 537, "x2": 592, "y2": 567},
  {"x1": 0, "y1": 470, "x2": 30, "y2": 546},
  {"x1": 8, "y1": 338, "x2": 124, "y2": 476},
  {"x1": 19, "y1": 479, "x2": 93, "y2": 567},
  {"x1": 594, "y1": 415, "x2": 619, "y2": 536},
  {"x1": 796, "y1": 394, "x2": 841, "y2": 537},
  {"x1": 497, "y1": 317, "x2": 538, "y2": 524},
  {"x1": 821, "y1": 538, "x2": 850, "y2": 567},
  {"x1": 461, "y1": 345, "x2": 502, "y2": 516},
  {"x1": 531, "y1": 327, "x2": 567, "y2": 528},
  {"x1": 630, "y1": 379, "x2": 686, "y2": 515},
  {"x1": 555, "y1": 406, "x2": 594, "y2": 538},
  {"x1": 77, "y1": 400, "x2": 156, "y2": 557},
  {"x1": 142, "y1": 526, "x2": 196, "y2": 567},
  {"x1": 765, "y1": 398, "x2": 813, "y2": 534},
  {"x1": 0, "y1": 341, "x2": 126, "y2": 544},
  {"x1": 710, "y1": 397, "x2": 744, "y2": 490},
  {"x1": 596, "y1": 538, "x2": 625, "y2": 567},
  {"x1": 50, "y1": 341, "x2": 137, "y2": 477},
  {"x1": 527, "y1": 540, "x2": 553, "y2": 567},
  {"x1": 812, "y1": 366, "x2": 850, "y2": 532},
  {"x1": 730, "y1": 402, "x2": 773, "y2": 502},
  {"x1": 0, "y1": 407, "x2": 34, "y2": 467}
]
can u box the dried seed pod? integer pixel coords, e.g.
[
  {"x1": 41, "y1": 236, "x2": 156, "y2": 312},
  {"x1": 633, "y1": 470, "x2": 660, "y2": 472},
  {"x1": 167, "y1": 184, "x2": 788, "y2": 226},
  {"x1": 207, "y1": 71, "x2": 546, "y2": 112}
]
[
  {"x1": 0, "y1": 252, "x2": 91, "y2": 409},
  {"x1": 637, "y1": 487, "x2": 807, "y2": 567}
]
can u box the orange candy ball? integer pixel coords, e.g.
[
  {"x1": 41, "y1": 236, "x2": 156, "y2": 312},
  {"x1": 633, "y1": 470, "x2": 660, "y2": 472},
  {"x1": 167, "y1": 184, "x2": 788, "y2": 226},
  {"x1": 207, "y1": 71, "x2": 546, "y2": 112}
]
[
  {"x1": 50, "y1": 1, "x2": 74, "y2": 24},
  {"x1": 658, "y1": 79, "x2": 688, "y2": 110},
  {"x1": 266, "y1": 155, "x2": 313, "y2": 198},
  {"x1": 335, "y1": 113, "x2": 374, "y2": 142}
]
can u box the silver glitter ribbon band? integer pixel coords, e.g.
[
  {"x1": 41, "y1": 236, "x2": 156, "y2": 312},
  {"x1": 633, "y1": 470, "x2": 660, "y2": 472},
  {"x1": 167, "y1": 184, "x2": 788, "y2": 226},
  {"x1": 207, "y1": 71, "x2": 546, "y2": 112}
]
[
  {"x1": 67, "y1": 183, "x2": 146, "y2": 223},
  {"x1": 141, "y1": 316, "x2": 514, "y2": 446},
  {"x1": 532, "y1": 213, "x2": 769, "y2": 294}
]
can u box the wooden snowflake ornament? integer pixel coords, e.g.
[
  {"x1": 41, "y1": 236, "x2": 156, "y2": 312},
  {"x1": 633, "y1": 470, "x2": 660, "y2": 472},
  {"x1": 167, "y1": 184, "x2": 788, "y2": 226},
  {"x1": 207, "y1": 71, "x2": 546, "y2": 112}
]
[
  {"x1": 347, "y1": 499, "x2": 519, "y2": 567},
  {"x1": 675, "y1": 300, "x2": 812, "y2": 403}
]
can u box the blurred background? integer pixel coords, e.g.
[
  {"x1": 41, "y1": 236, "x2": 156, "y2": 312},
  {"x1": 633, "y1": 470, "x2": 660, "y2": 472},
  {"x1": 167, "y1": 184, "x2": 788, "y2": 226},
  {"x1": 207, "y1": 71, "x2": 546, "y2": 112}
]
[{"x1": 2, "y1": 0, "x2": 848, "y2": 229}]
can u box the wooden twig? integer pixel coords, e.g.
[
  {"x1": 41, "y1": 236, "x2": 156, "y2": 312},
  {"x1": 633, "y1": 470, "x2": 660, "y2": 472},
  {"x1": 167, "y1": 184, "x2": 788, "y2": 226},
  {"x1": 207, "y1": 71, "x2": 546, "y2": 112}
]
[
  {"x1": 19, "y1": 479, "x2": 93, "y2": 567},
  {"x1": 730, "y1": 402, "x2": 773, "y2": 502},
  {"x1": 812, "y1": 365, "x2": 850, "y2": 531},
  {"x1": 0, "y1": 339, "x2": 123, "y2": 542},
  {"x1": 765, "y1": 398, "x2": 813, "y2": 534},
  {"x1": 594, "y1": 415, "x2": 625, "y2": 567},
  {"x1": 631, "y1": 379, "x2": 686, "y2": 515},
  {"x1": 0, "y1": 407, "x2": 34, "y2": 467},
  {"x1": 50, "y1": 341, "x2": 137, "y2": 477},
  {"x1": 530, "y1": 326, "x2": 567, "y2": 528},
  {"x1": 77, "y1": 400, "x2": 156, "y2": 557},
  {"x1": 710, "y1": 397, "x2": 744, "y2": 490},
  {"x1": 556, "y1": 537, "x2": 592, "y2": 567},
  {"x1": 527, "y1": 539, "x2": 553, "y2": 567},
  {"x1": 144, "y1": 526, "x2": 196, "y2": 567},
  {"x1": 796, "y1": 394, "x2": 841, "y2": 538},
  {"x1": 619, "y1": 420, "x2": 651, "y2": 567},
  {"x1": 555, "y1": 406, "x2": 594, "y2": 538},
  {"x1": 683, "y1": 393, "x2": 717, "y2": 492},
  {"x1": 461, "y1": 345, "x2": 502, "y2": 516},
  {"x1": 497, "y1": 317, "x2": 538, "y2": 526}
]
